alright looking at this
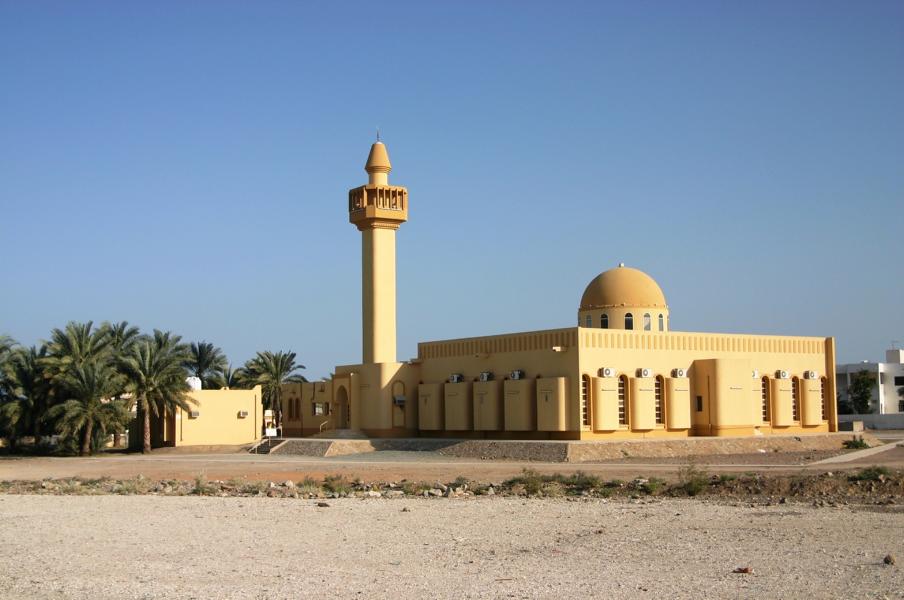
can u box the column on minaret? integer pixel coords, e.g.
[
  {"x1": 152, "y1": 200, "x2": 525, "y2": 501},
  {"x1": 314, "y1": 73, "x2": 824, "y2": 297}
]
[{"x1": 348, "y1": 141, "x2": 408, "y2": 364}]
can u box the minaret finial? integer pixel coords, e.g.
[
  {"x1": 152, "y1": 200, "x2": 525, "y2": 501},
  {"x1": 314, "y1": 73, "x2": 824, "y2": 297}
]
[{"x1": 376, "y1": 127, "x2": 381, "y2": 143}]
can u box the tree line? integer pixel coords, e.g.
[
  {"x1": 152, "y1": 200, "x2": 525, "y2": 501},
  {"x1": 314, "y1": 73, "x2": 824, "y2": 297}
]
[{"x1": 0, "y1": 322, "x2": 305, "y2": 455}]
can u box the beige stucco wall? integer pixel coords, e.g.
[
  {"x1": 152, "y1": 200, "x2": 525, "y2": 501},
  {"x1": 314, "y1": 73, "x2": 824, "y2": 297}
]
[
  {"x1": 281, "y1": 326, "x2": 836, "y2": 441},
  {"x1": 172, "y1": 386, "x2": 263, "y2": 446}
]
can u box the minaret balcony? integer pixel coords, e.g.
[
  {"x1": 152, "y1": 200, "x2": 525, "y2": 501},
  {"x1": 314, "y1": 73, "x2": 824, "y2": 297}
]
[{"x1": 348, "y1": 184, "x2": 408, "y2": 229}]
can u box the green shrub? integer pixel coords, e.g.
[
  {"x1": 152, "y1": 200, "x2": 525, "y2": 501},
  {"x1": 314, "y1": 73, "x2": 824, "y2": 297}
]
[
  {"x1": 115, "y1": 477, "x2": 151, "y2": 495},
  {"x1": 849, "y1": 466, "x2": 890, "y2": 482},
  {"x1": 717, "y1": 474, "x2": 737, "y2": 485},
  {"x1": 452, "y1": 476, "x2": 470, "y2": 489},
  {"x1": 843, "y1": 435, "x2": 870, "y2": 450},
  {"x1": 239, "y1": 480, "x2": 269, "y2": 495},
  {"x1": 677, "y1": 465, "x2": 709, "y2": 496},
  {"x1": 639, "y1": 477, "x2": 666, "y2": 495},
  {"x1": 323, "y1": 475, "x2": 353, "y2": 495},
  {"x1": 401, "y1": 481, "x2": 432, "y2": 495},
  {"x1": 297, "y1": 477, "x2": 322, "y2": 497},
  {"x1": 563, "y1": 471, "x2": 602, "y2": 492},
  {"x1": 192, "y1": 474, "x2": 216, "y2": 496}
]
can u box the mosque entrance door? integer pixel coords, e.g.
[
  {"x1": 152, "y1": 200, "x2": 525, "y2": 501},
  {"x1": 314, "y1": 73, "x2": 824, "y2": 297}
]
[{"x1": 335, "y1": 386, "x2": 350, "y2": 429}]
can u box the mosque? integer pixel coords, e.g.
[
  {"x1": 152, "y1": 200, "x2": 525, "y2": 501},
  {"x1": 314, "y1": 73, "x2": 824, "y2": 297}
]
[{"x1": 280, "y1": 141, "x2": 839, "y2": 440}]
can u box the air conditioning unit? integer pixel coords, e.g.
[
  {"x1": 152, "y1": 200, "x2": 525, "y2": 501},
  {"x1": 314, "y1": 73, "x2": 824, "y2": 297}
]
[
  {"x1": 637, "y1": 368, "x2": 651, "y2": 378},
  {"x1": 598, "y1": 367, "x2": 615, "y2": 378},
  {"x1": 510, "y1": 369, "x2": 525, "y2": 380},
  {"x1": 478, "y1": 371, "x2": 494, "y2": 382},
  {"x1": 449, "y1": 373, "x2": 464, "y2": 383},
  {"x1": 752, "y1": 369, "x2": 759, "y2": 379},
  {"x1": 805, "y1": 370, "x2": 819, "y2": 380},
  {"x1": 237, "y1": 410, "x2": 248, "y2": 419},
  {"x1": 776, "y1": 370, "x2": 789, "y2": 380},
  {"x1": 188, "y1": 410, "x2": 200, "y2": 419},
  {"x1": 672, "y1": 368, "x2": 687, "y2": 378}
]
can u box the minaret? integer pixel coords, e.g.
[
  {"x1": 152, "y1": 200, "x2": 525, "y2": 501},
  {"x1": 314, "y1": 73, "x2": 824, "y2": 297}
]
[{"x1": 348, "y1": 140, "x2": 408, "y2": 364}]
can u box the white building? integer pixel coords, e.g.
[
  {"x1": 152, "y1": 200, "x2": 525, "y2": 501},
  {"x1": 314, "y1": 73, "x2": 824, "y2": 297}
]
[{"x1": 836, "y1": 348, "x2": 904, "y2": 414}]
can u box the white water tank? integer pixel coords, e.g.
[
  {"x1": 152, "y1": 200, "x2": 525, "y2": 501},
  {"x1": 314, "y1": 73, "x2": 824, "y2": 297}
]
[{"x1": 186, "y1": 376, "x2": 202, "y2": 391}]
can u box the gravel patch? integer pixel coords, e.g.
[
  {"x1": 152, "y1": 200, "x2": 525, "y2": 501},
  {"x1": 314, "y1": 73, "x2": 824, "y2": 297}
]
[{"x1": 0, "y1": 495, "x2": 901, "y2": 599}]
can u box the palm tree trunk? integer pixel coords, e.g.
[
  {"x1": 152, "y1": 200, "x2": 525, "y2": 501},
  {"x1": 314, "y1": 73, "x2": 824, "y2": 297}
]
[
  {"x1": 33, "y1": 417, "x2": 42, "y2": 447},
  {"x1": 142, "y1": 404, "x2": 152, "y2": 454},
  {"x1": 80, "y1": 422, "x2": 93, "y2": 456}
]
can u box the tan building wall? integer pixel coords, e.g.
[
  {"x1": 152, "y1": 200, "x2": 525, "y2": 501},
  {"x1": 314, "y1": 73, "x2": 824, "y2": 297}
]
[
  {"x1": 173, "y1": 386, "x2": 263, "y2": 446},
  {"x1": 131, "y1": 385, "x2": 263, "y2": 448},
  {"x1": 289, "y1": 327, "x2": 836, "y2": 441}
]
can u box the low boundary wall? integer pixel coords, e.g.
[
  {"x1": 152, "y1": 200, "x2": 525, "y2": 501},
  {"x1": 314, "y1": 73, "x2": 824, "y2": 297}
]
[
  {"x1": 839, "y1": 414, "x2": 904, "y2": 430},
  {"x1": 272, "y1": 433, "x2": 866, "y2": 463}
]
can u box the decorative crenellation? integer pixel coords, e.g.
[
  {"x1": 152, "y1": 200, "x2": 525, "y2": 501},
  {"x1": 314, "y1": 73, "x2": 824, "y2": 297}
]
[
  {"x1": 348, "y1": 184, "x2": 408, "y2": 231},
  {"x1": 418, "y1": 328, "x2": 827, "y2": 360},
  {"x1": 419, "y1": 328, "x2": 577, "y2": 359},
  {"x1": 348, "y1": 185, "x2": 407, "y2": 213}
]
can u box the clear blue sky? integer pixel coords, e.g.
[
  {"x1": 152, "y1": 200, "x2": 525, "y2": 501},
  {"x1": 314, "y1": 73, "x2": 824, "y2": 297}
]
[{"x1": 1, "y1": 1, "x2": 902, "y2": 378}]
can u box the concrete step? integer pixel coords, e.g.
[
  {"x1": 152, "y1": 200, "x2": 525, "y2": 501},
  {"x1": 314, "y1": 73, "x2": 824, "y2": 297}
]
[{"x1": 309, "y1": 429, "x2": 370, "y2": 440}]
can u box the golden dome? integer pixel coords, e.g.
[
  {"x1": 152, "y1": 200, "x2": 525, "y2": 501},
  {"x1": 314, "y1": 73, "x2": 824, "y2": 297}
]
[{"x1": 579, "y1": 265, "x2": 668, "y2": 310}]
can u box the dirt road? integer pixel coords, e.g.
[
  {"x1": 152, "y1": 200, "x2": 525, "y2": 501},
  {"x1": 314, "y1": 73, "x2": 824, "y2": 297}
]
[
  {"x1": 1, "y1": 494, "x2": 901, "y2": 599},
  {"x1": 3, "y1": 446, "x2": 904, "y2": 485}
]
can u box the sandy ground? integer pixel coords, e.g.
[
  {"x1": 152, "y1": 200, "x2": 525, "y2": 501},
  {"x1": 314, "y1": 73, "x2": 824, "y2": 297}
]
[
  {"x1": 3, "y1": 446, "x2": 904, "y2": 485},
  {"x1": 0, "y1": 495, "x2": 901, "y2": 599}
]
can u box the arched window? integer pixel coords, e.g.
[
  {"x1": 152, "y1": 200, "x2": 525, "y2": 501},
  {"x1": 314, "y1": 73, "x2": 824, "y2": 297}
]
[
  {"x1": 654, "y1": 375, "x2": 664, "y2": 425},
  {"x1": 643, "y1": 313, "x2": 651, "y2": 331},
  {"x1": 585, "y1": 314, "x2": 592, "y2": 328},
  {"x1": 625, "y1": 313, "x2": 634, "y2": 330},
  {"x1": 658, "y1": 314, "x2": 664, "y2": 331},
  {"x1": 581, "y1": 374, "x2": 591, "y2": 427},
  {"x1": 601, "y1": 314, "x2": 608, "y2": 329},
  {"x1": 617, "y1": 375, "x2": 628, "y2": 426},
  {"x1": 791, "y1": 377, "x2": 800, "y2": 421},
  {"x1": 820, "y1": 377, "x2": 827, "y2": 421},
  {"x1": 761, "y1": 376, "x2": 770, "y2": 423}
]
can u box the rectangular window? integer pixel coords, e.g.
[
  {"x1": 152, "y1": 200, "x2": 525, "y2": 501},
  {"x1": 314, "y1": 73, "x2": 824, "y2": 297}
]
[
  {"x1": 880, "y1": 373, "x2": 885, "y2": 384},
  {"x1": 899, "y1": 400, "x2": 904, "y2": 413},
  {"x1": 895, "y1": 376, "x2": 904, "y2": 386},
  {"x1": 791, "y1": 378, "x2": 800, "y2": 421},
  {"x1": 617, "y1": 377, "x2": 627, "y2": 426},
  {"x1": 820, "y1": 378, "x2": 826, "y2": 421},
  {"x1": 695, "y1": 395, "x2": 703, "y2": 412},
  {"x1": 654, "y1": 377, "x2": 663, "y2": 425},
  {"x1": 580, "y1": 376, "x2": 590, "y2": 427},
  {"x1": 761, "y1": 378, "x2": 770, "y2": 423},
  {"x1": 313, "y1": 402, "x2": 327, "y2": 417}
]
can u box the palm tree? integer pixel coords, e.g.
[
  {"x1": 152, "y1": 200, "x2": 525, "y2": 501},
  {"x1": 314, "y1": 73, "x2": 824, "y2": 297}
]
[
  {"x1": 119, "y1": 330, "x2": 194, "y2": 453},
  {"x1": 0, "y1": 335, "x2": 17, "y2": 404},
  {"x1": 103, "y1": 321, "x2": 141, "y2": 358},
  {"x1": 48, "y1": 361, "x2": 126, "y2": 456},
  {"x1": 184, "y1": 341, "x2": 228, "y2": 389},
  {"x1": 0, "y1": 345, "x2": 52, "y2": 447},
  {"x1": 208, "y1": 364, "x2": 245, "y2": 390},
  {"x1": 101, "y1": 321, "x2": 141, "y2": 446},
  {"x1": 243, "y1": 351, "x2": 306, "y2": 428},
  {"x1": 44, "y1": 321, "x2": 111, "y2": 381}
]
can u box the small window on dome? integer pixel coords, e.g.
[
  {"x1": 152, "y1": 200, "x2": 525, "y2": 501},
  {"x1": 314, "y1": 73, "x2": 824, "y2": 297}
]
[
  {"x1": 658, "y1": 314, "x2": 664, "y2": 331},
  {"x1": 601, "y1": 314, "x2": 608, "y2": 329},
  {"x1": 585, "y1": 314, "x2": 592, "y2": 328},
  {"x1": 643, "y1": 313, "x2": 651, "y2": 331},
  {"x1": 625, "y1": 313, "x2": 634, "y2": 330}
]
